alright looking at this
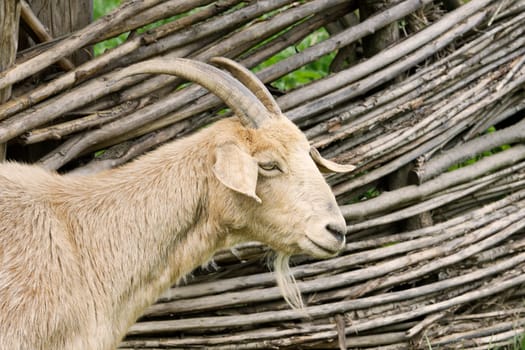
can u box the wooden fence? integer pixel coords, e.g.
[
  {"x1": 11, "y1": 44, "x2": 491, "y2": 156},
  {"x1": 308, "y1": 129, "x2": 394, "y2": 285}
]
[{"x1": 0, "y1": 0, "x2": 524, "y2": 348}]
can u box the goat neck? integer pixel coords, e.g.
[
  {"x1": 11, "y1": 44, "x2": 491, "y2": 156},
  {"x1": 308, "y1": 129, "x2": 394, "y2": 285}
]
[{"x1": 48, "y1": 126, "x2": 232, "y2": 348}]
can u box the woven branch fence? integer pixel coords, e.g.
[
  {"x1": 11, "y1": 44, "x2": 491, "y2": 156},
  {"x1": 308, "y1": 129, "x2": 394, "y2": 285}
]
[{"x1": 1, "y1": 0, "x2": 525, "y2": 348}]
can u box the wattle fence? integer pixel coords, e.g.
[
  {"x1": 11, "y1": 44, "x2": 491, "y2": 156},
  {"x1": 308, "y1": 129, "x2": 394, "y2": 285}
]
[{"x1": 1, "y1": 0, "x2": 524, "y2": 348}]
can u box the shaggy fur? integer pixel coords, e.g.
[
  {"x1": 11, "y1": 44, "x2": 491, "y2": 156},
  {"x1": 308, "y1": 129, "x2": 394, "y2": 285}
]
[{"x1": 0, "y1": 116, "x2": 347, "y2": 350}]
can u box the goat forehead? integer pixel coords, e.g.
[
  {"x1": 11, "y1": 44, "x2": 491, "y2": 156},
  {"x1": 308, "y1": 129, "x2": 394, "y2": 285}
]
[
  {"x1": 254, "y1": 118, "x2": 309, "y2": 152},
  {"x1": 216, "y1": 117, "x2": 309, "y2": 158}
]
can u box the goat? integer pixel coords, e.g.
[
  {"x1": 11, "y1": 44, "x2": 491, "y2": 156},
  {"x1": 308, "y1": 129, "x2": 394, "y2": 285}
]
[{"x1": 0, "y1": 57, "x2": 354, "y2": 350}]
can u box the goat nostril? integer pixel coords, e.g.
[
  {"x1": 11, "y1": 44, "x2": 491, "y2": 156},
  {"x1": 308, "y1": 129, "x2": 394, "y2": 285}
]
[{"x1": 325, "y1": 223, "x2": 346, "y2": 244}]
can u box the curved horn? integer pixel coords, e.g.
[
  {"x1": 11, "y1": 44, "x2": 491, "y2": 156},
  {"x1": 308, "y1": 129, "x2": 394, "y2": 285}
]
[
  {"x1": 211, "y1": 57, "x2": 282, "y2": 116},
  {"x1": 310, "y1": 147, "x2": 356, "y2": 173},
  {"x1": 117, "y1": 58, "x2": 269, "y2": 128}
]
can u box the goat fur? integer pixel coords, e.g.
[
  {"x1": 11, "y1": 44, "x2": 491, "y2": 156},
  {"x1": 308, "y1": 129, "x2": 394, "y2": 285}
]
[{"x1": 0, "y1": 116, "x2": 347, "y2": 350}]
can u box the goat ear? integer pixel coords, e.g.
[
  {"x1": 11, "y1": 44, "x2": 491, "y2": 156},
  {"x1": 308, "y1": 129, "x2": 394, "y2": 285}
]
[
  {"x1": 310, "y1": 147, "x2": 356, "y2": 173},
  {"x1": 213, "y1": 144, "x2": 262, "y2": 203}
]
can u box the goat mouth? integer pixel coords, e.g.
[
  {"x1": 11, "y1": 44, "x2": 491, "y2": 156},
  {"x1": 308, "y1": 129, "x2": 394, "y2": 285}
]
[{"x1": 306, "y1": 237, "x2": 340, "y2": 256}]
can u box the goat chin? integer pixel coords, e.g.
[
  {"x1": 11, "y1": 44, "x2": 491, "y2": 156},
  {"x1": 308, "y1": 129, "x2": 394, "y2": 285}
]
[{"x1": 272, "y1": 252, "x2": 304, "y2": 310}]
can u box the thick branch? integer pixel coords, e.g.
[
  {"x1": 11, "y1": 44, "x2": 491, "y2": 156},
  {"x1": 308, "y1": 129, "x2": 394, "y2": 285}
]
[
  {"x1": 418, "y1": 118, "x2": 525, "y2": 182},
  {"x1": 0, "y1": 0, "x2": 165, "y2": 91},
  {"x1": 341, "y1": 145, "x2": 525, "y2": 220}
]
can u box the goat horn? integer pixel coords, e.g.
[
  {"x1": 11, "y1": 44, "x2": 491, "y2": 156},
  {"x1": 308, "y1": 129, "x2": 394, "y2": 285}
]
[
  {"x1": 310, "y1": 147, "x2": 356, "y2": 173},
  {"x1": 210, "y1": 57, "x2": 282, "y2": 116},
  {"x1": 117, "y1": 58, "x2": 269, "y2": 128}
]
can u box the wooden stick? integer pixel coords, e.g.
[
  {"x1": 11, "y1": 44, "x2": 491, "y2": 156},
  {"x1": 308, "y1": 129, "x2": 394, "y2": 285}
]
[
  {"x1": 341, "y1": 146, "x2": 525, "y2": 221},
  {"x1": 0, "y1": 0, "x2": 166, "y2": 91},
  {"x1": 127, "y1": 260, "x2": 525, "y2": 334},
  {"x1": 19, "y1": 0, "x2": 75, "y2": 71},
  {"x1": 281, "y1": 0, "x2": 493, "y2": 114}
]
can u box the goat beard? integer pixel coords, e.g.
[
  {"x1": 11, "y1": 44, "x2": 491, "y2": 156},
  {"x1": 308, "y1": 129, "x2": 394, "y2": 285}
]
[{"x1": 271, "y1": 252, "x2": 305, "y2": 310}]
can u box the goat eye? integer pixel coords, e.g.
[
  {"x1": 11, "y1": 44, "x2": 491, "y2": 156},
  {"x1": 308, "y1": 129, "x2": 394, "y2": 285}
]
[{"x1": 259, "y1": 162, "x2": 281, "y2": 172}]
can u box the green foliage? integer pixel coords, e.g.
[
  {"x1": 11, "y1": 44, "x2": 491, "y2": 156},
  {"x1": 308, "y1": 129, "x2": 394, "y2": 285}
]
[
  {"x1": 347, "y1": 186, "x2": 381, "y2": 204},
  {"x1": 93, "y1": 0, "x2": 124, "y2": 56},
  {"x1": 93, "y1": 0, "x2": 120, "y2": 19},
  {"x1": 362, "y1": 187, "x2": 381, "y2": 200},
  {"x1": 254, "y1": 28, "x2": 335, "y2": 91}
]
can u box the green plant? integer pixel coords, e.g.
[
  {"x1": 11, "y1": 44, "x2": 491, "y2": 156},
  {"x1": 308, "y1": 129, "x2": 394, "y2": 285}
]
[
  {"x1": 93, "y1": 0, "x2": 124, "y2": 56},
  {"x1": 254, "y1": 27, "x2": 335, "y2": 91}
]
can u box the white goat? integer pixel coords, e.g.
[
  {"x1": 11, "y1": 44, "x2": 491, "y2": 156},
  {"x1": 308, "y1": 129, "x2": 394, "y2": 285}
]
[{"x1": 0, "y1": 57, "x2": 354, "y2": 350}]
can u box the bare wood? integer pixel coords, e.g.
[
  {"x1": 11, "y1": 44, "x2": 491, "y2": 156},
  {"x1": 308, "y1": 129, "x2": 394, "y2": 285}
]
[
  {"x1": 359, "y1": 0, "x2": 400, "y2": 58},
  {"x1": 417, "y1": 118, "x2": 525, "y2": 182},
  {"x1": 406, "y1": 312, "x2": 447, "y2": 338},
  {"x1": 99, "y1": 0, "x2": 215, "y2": 42},
  {"x1": 114, "y1": 0, "x2": 300, "y2": 67},
  {"x1": 0, "y1": 0, "x2": 20, "y2": 160},
  {"x1": 341, "y1": 145, "x2": 525, "y2": 220},
  {"x1": 288, "y1": 9, "x2": 488, "y2": 127},
  {"x1": 345, "y1": 273, "x2": 525, "y2": 335},
  {"x1": 332, "y1": 62, "x2": 525, "y2": 194},
  {"x1": 0, "y1": 0, "x2": 303, "y2": 144},
  {"x1": 69, "y1": 116, "x2": 194, "y2": 174},
  {"x1": 42, "y1": 0, "x2": 488, "y2": 170},
  {"x1": 24, "y1": 1, "x2": 352, "y2": 167},
  {"x1": 23, "y1": 100, "x2": 145, "y2": 143},
  {"x1": 19, "y1": 0, "x2": 76, "y2": 70},
  {"x1": 0, "y1": 0, "x2": 165, "y2": 91},
  {"x1": 304, "y1": 9, "x2": 525, "y2": 143},
  {"x1": 128, "y1": 254, "x2": 525, "y2": 334},
  {"x1": 33, "y1": 7, "x2": 344, "y2": 149},
  {"x1": 242, "y1": 6, "x2": 347, "y2": 67},
  {"x1": 260, "y1": 0, "x2": 434, "y2": 99},
  {"x1": 115, "y1": 0, "x2": 346, "y2": 105},
  {"x1": 280, "y1": 0, "x2": 493, "y2": 114},
  {"x1": 0, "y1": 0, "x2": 238, "y2": 122},
  {"x1": 23, "y1": 0, "x2": 92, "y2": 65}
]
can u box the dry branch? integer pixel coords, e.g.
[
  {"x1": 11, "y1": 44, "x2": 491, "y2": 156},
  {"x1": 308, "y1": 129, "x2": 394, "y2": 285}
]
[
  {"x1": 282, "y1": 0, "x2": 494, "y2": 117},
  {"x1": 341, "y1": 145, "x2": 525, "y2": 220},
  {"x1": 0, "y1": 0, "x2": 165, "y2": 90}
]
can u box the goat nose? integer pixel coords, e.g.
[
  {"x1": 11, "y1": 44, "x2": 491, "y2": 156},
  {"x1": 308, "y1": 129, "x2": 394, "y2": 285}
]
[{"x1": 325, "y1": 223, "x2": 346, "y2": 244}]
